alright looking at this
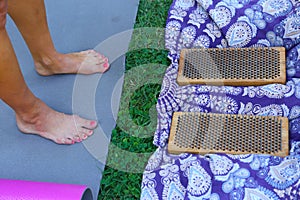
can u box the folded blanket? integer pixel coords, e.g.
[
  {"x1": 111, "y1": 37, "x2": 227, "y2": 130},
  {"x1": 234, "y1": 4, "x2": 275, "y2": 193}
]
[{"x1": 141, "y1": 0, "x2": 300, "y2": 199}]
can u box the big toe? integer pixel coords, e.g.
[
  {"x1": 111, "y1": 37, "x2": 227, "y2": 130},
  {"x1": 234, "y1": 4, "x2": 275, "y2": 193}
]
[{"x1": 73, "y1": 115, "x2": 98, "y2": 130}]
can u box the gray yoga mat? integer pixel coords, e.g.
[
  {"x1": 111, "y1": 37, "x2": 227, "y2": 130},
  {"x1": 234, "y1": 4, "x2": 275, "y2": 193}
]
[{"x1": 0, "y1": 0, "x2": 139, "y2": 199}]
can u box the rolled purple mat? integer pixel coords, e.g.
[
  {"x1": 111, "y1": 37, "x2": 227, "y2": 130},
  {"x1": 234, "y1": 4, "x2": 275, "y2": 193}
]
[{"x1": 0, "y1": 179, "x2": 93, "y2": 200}]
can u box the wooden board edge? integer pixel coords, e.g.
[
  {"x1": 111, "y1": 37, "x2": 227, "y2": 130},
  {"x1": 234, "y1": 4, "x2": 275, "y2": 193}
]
[
  {"x1": 168, "y1": 113, "x2": 290, "y2": 157},
  {"x1": 278, "y1": 47, "x2": 287, "y2": 85},
  {"x1": 279, "y1": 117, "x2": 289, "y2": 157},
  {"x1": 176, "y1": 78, "x2": 287, "y2": 86},
  {"x1": 168, "y1": 112, "x2": 182, "y2": 149}
]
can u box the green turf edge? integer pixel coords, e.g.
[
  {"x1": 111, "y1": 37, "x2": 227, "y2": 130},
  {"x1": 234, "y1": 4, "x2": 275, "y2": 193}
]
[{"x1": 98, "y1": 0, "x2": 172, "y2": 199}]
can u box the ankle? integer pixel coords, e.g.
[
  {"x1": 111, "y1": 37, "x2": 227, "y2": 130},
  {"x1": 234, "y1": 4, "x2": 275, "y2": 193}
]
[
  {"x1": 15, "y1": 99, "x2": 46, "y2": 134},
  {"x1": 15, "y1": 98, "x2": 43, "y2": 124},
  {"x1": 34, "y1": 51, "x2": 62, "y2": 75},
  {"x1": 34, "y1": 50, "x2": 61, "y2": 67}
]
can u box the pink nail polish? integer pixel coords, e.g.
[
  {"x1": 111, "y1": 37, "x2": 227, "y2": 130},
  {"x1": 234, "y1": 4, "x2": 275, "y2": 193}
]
[
  {"x1": 104, "y1": 62, "x2": 109, "y2": 68},
  {"x1": 90, "y1": 121, "x2": 96, "y2": 126}
]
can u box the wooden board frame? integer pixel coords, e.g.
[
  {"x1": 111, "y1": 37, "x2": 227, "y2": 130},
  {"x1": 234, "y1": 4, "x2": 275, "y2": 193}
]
[
  {"x1": 177, "y1": 47, "x2": 286, "y2": 86},
  {"x1": 168, "y1": 112, "x2": 289, "y2": 157}
]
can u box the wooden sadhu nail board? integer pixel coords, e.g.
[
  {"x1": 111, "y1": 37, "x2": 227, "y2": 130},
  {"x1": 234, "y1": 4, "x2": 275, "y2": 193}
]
[
  {"x1": 168, "y1": 112, "x2": 289, "y2": 157},
  {"x1": 177, "y1": 47, "x2": 286, "y2": 86}
]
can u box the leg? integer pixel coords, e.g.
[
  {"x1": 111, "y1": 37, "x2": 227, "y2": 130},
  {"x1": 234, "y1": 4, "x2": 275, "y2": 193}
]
[
  {"x1": 0, "y1": 0, "x2": 97, "y2": 144},
  {"x1": 7, "y1": 0, "x2": 109, "y2": 75}
]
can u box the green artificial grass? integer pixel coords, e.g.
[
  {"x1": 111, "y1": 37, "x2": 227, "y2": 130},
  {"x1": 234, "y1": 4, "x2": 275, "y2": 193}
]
[{"x1": 99, "y1": 0, "x2": 172, "y2": 199}]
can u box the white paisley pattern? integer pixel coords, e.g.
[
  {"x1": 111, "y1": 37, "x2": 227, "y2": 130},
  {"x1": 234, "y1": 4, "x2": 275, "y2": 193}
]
[
  {"x1": 226, "y1": 21, "x2": 252, "y2": 47},
  {"x1": 208, "y1": 154, "x2": 234, "y2": 176},
  {"x1": 258, "y1": 0, "x2": 293, "y2": 17},
  {"x1": 282, "y1": 9, "x2": 300, "y2": 40},
  {"x1": 209, "y1": 6, "x2": 232, "y2": 28},
  {"x1": 193, "y1": 35, "x2": 211, "y2": 48},
  {"x1": 188, "y1": 4, "x2": 208, "y2": 28},
  {"x1": 141, "y1": 0, "x2": 300, "y2": 199},
  {"x1": 185, "y1": 161, "x2": 211, "y2": 195}
]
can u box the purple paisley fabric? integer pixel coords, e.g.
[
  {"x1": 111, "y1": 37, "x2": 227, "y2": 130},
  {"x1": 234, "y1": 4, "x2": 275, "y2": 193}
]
[{"x1": 141, "y1": 0, "x2": 300, "y2": 199}]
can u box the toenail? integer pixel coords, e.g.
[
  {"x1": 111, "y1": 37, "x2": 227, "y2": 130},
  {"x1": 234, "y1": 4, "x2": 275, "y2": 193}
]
[
  {"x1": 90, "y1": 121, "x2": 97, "y2": 126},
  {"x1": 104, "y1": 62, "x2": 109, "y2": 68}
]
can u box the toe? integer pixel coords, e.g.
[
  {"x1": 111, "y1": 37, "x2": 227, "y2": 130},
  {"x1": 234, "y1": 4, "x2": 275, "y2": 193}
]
[
  {"x1": 98, "y1": 62, "x2": 109, "y2": 73},
  {"x1": 88, "y1": 50, "x2": 104, "y2": 60},
  {"x1": 96, "y1": 53, "x2": 108, "y2": 62},
  {"x1": 90, "y1": 50, "x2": 109, "y2": 65},
  {"x1": 79, "y1": 50, "x2": 110, "y2": 73},
  {"x1": 82, "y1": 55, "x2": 109, "y2": 73},
  {"x1": 84, "y1": 120, "x2": 97, "y2": 129},
  {"x1": 65, "y1": 138, "x2": 75, "y2": 145},
  {"x1": 56, "y1": 138, "x2": 74, "y2": 145},
  {"x1": 72, "y1": 135, "x2": 82, "y2": 143},
  {"x1": 86, "y1": 120, "x2": 98, "y2": 129},
  {"x1": 103, "y1": 62, "x2": 109, "y2": 70},
  {"x1": 74, "y1": 115, "x2": 98, "y2": 129},
  {"x1": 95, "y1": 53, "x2": 110, "y2": 69},
  {"x1": 80, "y1": 133, "x2": 88, "y2": 141},
  {"x1": 79, "y1": 128, "x2": 94, "y2": 136},
  {"x1": 72, "y1": 129, "x2": 92, "y2": 143},
  {"x1": 73, "y1": 130, "x2": 90, "y2": 142}
]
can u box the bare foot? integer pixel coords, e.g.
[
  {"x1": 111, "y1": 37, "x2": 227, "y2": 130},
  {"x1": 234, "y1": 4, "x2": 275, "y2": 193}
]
[
  {"x1": 15, "y1": 99, "x2": 97, "y2": 144},
  {"x1": 34, "y1": 50, "x2": 110, "y2": 76}
]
